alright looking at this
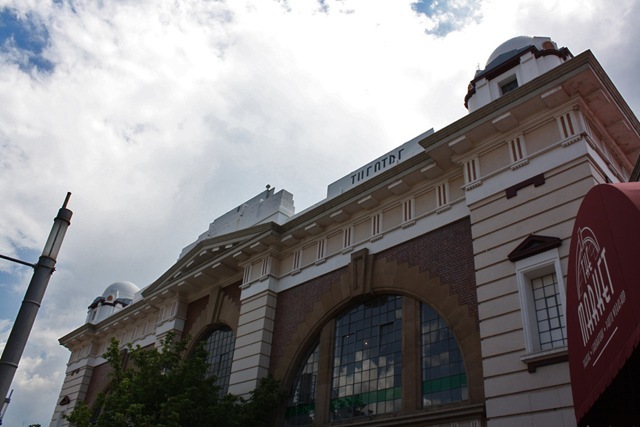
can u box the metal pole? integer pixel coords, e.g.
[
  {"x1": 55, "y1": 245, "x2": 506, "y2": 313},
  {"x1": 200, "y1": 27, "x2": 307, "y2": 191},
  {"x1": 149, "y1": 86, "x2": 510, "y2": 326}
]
[
  {"x1": 0, "y1": 389, "x2": 12, "y2": 425},
  {"x1": 0, "y1": 193, "x2": 72, "y2": 423}
]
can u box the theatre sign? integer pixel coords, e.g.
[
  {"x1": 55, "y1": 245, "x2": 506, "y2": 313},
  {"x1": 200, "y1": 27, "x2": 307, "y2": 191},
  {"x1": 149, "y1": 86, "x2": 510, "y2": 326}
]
[
  {"x1": 326, "y1": 129, "x2": 434, "y2": 199},
  {"x1": 567, "y1": 183, "x2": 640, "y2": 423}
]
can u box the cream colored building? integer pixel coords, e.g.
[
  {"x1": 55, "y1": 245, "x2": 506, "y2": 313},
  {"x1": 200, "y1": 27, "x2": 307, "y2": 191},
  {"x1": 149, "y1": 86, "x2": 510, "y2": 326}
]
[{"x1": 50, "y1": 36, "x2": 640, "y2": 427}]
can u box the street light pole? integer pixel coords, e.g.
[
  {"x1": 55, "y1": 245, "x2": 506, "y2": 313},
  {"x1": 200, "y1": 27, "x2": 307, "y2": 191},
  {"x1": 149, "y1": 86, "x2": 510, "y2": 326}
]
[{"x1": 0, "y1": 193, "x2": 73, "y2": 424}]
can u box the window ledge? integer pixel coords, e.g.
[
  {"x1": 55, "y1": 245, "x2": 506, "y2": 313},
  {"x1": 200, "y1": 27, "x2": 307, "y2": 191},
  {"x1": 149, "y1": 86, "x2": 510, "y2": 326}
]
[{"x1": 520, "y1": 347, "x2": 568, "y2": 373}]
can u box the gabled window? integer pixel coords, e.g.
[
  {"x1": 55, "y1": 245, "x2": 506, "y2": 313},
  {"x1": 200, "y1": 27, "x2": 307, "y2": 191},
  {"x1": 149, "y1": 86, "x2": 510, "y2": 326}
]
[
  {"x1": 509, "y1": 236, "x2": 568, "y2": 372},
  {"x1": 530, "y1": 272, "x2": 566, "y2": 350}
]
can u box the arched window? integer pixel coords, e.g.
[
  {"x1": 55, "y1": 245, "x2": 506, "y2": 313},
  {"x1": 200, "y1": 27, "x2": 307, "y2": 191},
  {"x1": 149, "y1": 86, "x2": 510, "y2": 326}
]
[
  {"x1": 284, "y1": 295, "x2": 469, "y2": 424},
  {"x1": 421, "y1": 303, "x2": 468, "y2": 406},
  {"x1": 331, "y1": 295, "x2": 403, "y2": 421},
  {"x1": 201, "y1": 326, "x2": 235, "y2": 395},
  {"x1": 285, "y1": 343, "x2": 320, "y2": 426}
]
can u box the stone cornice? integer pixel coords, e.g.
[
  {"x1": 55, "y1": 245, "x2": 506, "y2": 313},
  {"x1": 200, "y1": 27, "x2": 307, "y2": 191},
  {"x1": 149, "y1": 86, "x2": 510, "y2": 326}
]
[{"x1": 422, "y1": 51, "x2": 640, "y2": 168}]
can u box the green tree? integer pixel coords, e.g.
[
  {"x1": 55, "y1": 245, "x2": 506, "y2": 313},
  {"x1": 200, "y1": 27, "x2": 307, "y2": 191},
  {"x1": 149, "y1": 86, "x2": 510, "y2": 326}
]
[{"x1": 64, "y1": 333, "x2": 285, "y2": 427}]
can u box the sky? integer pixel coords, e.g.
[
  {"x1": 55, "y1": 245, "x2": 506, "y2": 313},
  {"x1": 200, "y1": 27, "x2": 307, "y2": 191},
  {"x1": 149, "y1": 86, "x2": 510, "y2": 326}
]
[{"x1": 0, "y1": 0, "x2": 638, "y2": 425}]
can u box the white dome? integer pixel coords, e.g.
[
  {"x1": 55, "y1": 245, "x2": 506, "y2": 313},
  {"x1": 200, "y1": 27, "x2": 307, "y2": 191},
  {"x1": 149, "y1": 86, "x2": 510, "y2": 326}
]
[
  {"x1": 484, "y1": 36, "x2": 558, "y2": 70},
  {"x1": 101, "y1": 281, "x2": 139, "y2": 302},
  {"x1": 486, "y1": 36, "x2": 535, "y2": 67}
]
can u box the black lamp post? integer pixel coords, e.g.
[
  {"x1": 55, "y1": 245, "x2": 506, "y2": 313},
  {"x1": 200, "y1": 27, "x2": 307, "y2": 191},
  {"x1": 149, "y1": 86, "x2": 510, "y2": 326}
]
[{"x1": 0, "y1": 193, "x2": 72, "y2": 425}]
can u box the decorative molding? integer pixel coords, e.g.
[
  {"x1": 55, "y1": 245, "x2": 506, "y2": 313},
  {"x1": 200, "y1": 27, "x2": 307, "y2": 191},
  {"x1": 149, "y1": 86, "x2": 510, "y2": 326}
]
[
  {"x1": 505, "y1": 173, "x2": 545, "y2": 199},
  {"x1": 350, "y1": 248, "x2": 373, "y2": 296},
  {"x1": 510, "y1": 159, "x2": 529, "y2": 170},
  {"x1": 520, "y1": 347, "x2": 568, "y2": 373},
  {"x1": 464, "y1": 180, "x2": 483, "y2": 191},
  {"x1": 508, "y1": 235, "x2": 562, "y2": 262},
  {"x1": 436, "y1": 205, "x2": 451, "y2": 215},
  {"x1": 561, "y1": 133, "x2": 584, "y2": 147},
  {"x1": 341, "y1": 247, "x2": 354, "y2": 255},
  {"x1": 401, "y1": 220, "x2": 416, "y2": 229}
]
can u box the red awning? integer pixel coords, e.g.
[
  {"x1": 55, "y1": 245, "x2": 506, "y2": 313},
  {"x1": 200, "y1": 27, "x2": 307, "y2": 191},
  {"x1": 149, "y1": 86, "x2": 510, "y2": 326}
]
[{"x1": 567, "y1": 183, "x2": 640, "y2": 423}]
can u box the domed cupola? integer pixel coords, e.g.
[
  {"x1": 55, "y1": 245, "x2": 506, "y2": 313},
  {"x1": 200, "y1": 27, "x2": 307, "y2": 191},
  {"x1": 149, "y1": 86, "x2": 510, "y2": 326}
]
[
  {"x1": 464, "y1": 36, "x2": 573, "y2": 112},
  {"x1": 86, "y1": 281, "x2": 140, "y2": 324}
]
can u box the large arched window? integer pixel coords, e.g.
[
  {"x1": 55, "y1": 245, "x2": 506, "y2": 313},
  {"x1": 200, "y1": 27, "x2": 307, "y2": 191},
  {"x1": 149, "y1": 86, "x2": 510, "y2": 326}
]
[
  {"x1": 285, "y1": 295, "x2": 468, "y2": 424},
  {"x1": 331, "y1": 295, "x2": 403, "y2": 421},
  {"x1": 285, "y1": 343, "x2": 320, "y2": 426},
  {"x1": 421, "y1": 303, "x2": 468, "y2": 406},
  {"x1": 201, "y1": 326, "x2": 235, "y2": 395}
]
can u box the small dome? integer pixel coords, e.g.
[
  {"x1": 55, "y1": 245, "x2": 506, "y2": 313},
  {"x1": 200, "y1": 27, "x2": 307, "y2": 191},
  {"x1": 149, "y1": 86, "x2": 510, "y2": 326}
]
[
  {"x1": 485, "y1": 36, "x2": 558, "y2": 70},
  {"x1": 486, "y1": 36, "x2": 535, "y2": 68},
  {"x1": 101, "y1": 281, "x2": 139, "y2": 303}
]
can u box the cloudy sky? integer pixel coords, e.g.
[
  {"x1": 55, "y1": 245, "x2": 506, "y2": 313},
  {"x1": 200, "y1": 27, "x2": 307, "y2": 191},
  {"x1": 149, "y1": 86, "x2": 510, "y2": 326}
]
[{"x1": 0, "y1": 0, "x2": 638, "y2": 425}]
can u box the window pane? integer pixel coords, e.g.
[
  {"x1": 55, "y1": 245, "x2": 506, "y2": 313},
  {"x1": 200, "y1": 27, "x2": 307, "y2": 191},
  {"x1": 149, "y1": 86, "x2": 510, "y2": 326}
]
[
  {"x1": 421, "y1": 303, "x2": 467, "y2": 408},
  {"x1": 330, "y1": 295, "x2": 402, "y2": 421},
  {"x1": 285, "y1": 344, "x2": 320, "y2": 426},
  {"x1": 532, "y1": 273, "x2": 566, "y2": 349},
  {"x1": 202, "y1": 326, "x2": 235, "y2": 396}
]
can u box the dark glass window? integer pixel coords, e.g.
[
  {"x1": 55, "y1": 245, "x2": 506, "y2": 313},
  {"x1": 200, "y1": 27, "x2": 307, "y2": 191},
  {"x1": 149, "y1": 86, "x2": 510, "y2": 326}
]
[
  {"x1": 500, "y1": 77, "x2": 519, "y2": 95},
  {"x1": 285, "y1": 343, "x2": 320, "y2": 426},
  {"x1": 421, "y1": 304, "x2": 468, "y2": 406},
  {"x1": 202, "y1": 326, "x2": 235, "y2": 395},
  {"x1": 331, "y1": 295, "x2": 402, "y2": 421}
]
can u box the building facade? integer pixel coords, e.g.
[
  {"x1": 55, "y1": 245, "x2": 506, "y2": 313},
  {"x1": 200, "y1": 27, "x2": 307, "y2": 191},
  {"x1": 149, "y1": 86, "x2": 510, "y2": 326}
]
[{"x1": 50, "y1": 36, "x2": 640, "y2": 427}]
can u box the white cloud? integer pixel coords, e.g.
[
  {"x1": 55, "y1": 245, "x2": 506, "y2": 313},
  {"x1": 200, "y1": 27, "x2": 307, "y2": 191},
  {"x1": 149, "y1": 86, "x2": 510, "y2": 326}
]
[{"x1": 0, "y1": 0, "x2": 638, "y2": 425}]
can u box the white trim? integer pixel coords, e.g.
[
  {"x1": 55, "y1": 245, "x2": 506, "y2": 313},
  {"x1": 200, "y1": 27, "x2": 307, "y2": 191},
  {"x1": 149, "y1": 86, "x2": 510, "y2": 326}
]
[{"x1": 514, "y1": 248, "x2": 567, "y2": 355}]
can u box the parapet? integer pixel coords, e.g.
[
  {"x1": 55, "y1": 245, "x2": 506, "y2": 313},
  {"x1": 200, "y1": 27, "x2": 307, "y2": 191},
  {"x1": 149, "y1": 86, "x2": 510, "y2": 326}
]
[{"x1": 179, "y1": 187, "x2": 295, "y2": 258}]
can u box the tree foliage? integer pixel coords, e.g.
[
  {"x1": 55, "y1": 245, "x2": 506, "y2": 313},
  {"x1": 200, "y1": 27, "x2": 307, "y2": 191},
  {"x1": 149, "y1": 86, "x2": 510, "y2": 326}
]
[{"x1": 65, "y1": 333, "x2": 285, "y2": 427}]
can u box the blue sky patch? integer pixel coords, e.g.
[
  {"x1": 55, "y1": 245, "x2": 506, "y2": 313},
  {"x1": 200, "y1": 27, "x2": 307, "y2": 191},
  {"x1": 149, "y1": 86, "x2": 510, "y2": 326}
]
[
  {"x1": 412, "y1": 0, "x2": 437, "y2": 15},
  {"x1": 412, "y1": 0, "x2": 482, "y2": 37},
  {"x1": 0, "y1": 7, "x2": 54, "y2": 73}
]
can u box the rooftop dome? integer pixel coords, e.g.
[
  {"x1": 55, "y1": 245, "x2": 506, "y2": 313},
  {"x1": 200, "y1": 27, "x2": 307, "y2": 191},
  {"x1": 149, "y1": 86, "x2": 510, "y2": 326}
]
[
  {"x1": 101, "y1": 281, "x2": 139, "y2": 303},
  {"x1": 486, "y1": 36, "x2": 535, "y2": 67},
  {"x1": 465, "y1": 35, "x2": 569, "y2": 113},
  {"x1": 484, "y1": 36, "x2": 557, "y2": 71}
]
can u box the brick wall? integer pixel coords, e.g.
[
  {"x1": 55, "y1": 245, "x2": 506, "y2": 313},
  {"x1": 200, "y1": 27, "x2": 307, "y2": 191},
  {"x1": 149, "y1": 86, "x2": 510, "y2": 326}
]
[
  {"x1": 377, "y1": 217, "x2": 478, "y2": 320},
  {"x1": 270, "y1": 218, "x2": 480, "y2": 383},
  {"x1": 183, "y1": 295, "x2": 209, "y2": 337},
  {"x1": 270, "y1": 268, "x2": 346, "y2": 372}
]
